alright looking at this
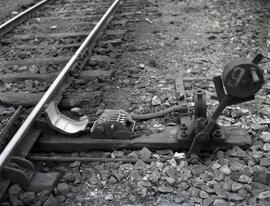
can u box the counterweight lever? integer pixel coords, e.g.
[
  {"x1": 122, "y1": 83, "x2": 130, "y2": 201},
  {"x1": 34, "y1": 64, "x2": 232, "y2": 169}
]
[{"x1": 187, "y1": 54, "x2": 264, "y2": 156}]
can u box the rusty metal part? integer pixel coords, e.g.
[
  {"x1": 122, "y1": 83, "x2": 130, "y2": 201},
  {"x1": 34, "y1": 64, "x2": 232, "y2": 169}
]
[
  {"x1": 2, "y1": 156, "x2": 35, "y2": 188},
  {"x1": 193, "y1": 89, "x2": 206, "y2": 119},
  {"x1": 45, "y1": 101, "x2": 89, "y2": 135},
  {"x1": 0, "y1": 0, "x2": 122, "y2": 173},
  {"x1": 28, "y1": 155, "x2": 173, "y2": 163},
  {"x1": 91, "y1": 110, "x2": 135, "y2": 139},
  {"x1": 187, "y1": 55, "x2": 264, "y2": 156},
  {"x1": 0, "y1": 0, "x2": 55, "y2": 36}
]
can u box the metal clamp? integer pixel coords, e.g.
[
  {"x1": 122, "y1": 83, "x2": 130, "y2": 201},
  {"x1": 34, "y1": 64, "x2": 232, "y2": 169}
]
[
  {"x1": 2, "y1": 156, "x2": 35, "y2": 188},
  {"x1": 91, "y1": 110, "x2": 136, "y2": 139},
  {"x1": 45, "y1": 101, "x2": 89, "y2": 135}
]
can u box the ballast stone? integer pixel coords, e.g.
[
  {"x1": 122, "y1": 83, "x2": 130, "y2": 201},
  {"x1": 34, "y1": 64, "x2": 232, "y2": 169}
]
[
  {"x1": 260, "y1": 132, "x2": 270, "y2": 143},
  {"x1": 138, "y1": 147, "x2": 152, "y2": 159},
  {"x1": 57, "y1": 183, "x2": 70, "y2": 195},
  {"x1": 20, "y1": 192, "x2": 35, "y2": 205}
]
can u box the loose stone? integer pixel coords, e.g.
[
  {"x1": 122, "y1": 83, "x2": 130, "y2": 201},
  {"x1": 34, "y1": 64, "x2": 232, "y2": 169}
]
[
  {"x1": 199, "y1": 191, "x2": 209, "y2": 199},
  {"x1": 258, "y1": 191, "x2": 270, "y2": 199},
  {"x1": 238, "y1": 175, "x2": 252, "y2": 184},
  {"x1": 260, "y1": 132, "x2": 270, "y2": 143},
  {"x1": 105, "y1": 193, "x2": 114, "y2": 201},
  {"x1": 220, "y1": 165, "x2": 231, "y2": 175},
  {"x1": 57, "y1": 183, "x2": 70, "y2": 195}
]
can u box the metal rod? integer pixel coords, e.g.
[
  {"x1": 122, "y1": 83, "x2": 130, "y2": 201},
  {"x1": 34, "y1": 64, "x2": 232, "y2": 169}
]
[
  {"x1": 0, "y1": 0, "x2": 54, "y2": 36},
  {"x1": 28, "y1": 155, "x2": 172, "y2": 164},
  {"x1": 0, "y1": 0, "x2": 121, "y2": 172}
]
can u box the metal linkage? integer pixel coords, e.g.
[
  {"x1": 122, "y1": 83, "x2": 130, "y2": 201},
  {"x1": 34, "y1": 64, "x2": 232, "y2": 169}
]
[
  {"x1": 0, "y1": 0, "x2": 122, "y2": 173},
  {"x1": 30, "y1": 56, "x2": 262, "y2": 156},
  {"x1": 186, "y1": 54, "x2": 264, "y2": 156}
]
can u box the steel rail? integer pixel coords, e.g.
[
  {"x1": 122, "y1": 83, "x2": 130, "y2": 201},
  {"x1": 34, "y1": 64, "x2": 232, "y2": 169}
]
[
  {"x1": 0, "y1": 0, "x2": 121, "y2": 172},
  {"x1": 0, "y1": 0, "x2": 55, "y2": 36}
]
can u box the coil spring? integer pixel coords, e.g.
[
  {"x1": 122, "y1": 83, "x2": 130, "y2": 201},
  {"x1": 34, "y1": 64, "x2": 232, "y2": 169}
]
[{"x1": 119, "y1": 114, "x2": 127, "y2": 125}]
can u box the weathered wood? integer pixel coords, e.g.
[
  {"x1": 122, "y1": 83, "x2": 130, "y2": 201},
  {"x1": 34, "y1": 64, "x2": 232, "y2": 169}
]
[
  {"x1": 31, "y1": 15, "x2": 100, "y2": 22},
  {"x1": 27, "y1": 172, "x2": 60, "y2": 193},
  {"x1": 15, "y1": 129, "x2": 42, "y2": 157},
  {"x1": 0, "y1": 56, "x2": 69, "y2": 67},
  {"x1": 14, "y1": 43, "x2": 81, "y2": 50},
  {"x1": 12, "y1": 30, "x2": 125, "y2": 41},
  {"x1": 0, "y1": 91, "x2": 101, "y2": 108},
  {"x1": 100, "y1": 38, "x2": 122, "y2": 46},
  {"x1": 174, "y1": 74, "x2": 189, "y2": 124},
  {"x1": 17, "y1": 21, "x2": 96, "y2": 30},
  {"x1": 13, "y1": 32, "x2": 90, "y2": 40},
  {"x1": 112, "y1": 19, "x2": 128, "y2": 26},
  {"x1": 80, "y1": 69, "x2": 113, "y2": 80},
  {"x1": 106, "y1": 29, "x2": 127, "y2": 36},
  {"x1": 60, "y1": 91, "x2": 101, "y2": 108},
  {"x1": 175, "y1": 75, "x2": 186, "y2": 101},
  {"x1": 45, "y1": 3, "x2": 108, "y2": 8},
  {"x1": 31, "y1": 12, "x2": 134, "y2": 22},
  {"x1": 0, "y1": 72, "x2": 58, "y2": 82},
  {"x1": 0, "y1": 69, "x2": 112, "y2": 82},
  {"x1": 183, "y1": 76, "x2": 212, "y2": 82},
  {"x1": 34, "y1": 126, "x2": 250, "y2": 152},
  {"x1": 0, "y1": 92, "x2": 42, "y2": 107},
  {"x1": 35, "y1": 127, "x2": 179, "y2": 152}
]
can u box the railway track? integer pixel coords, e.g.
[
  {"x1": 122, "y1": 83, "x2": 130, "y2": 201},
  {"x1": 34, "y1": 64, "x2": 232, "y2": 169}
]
[
  {"x1": 0, "y1": 0, "x2": 140, "y2": 203},
  {"x1": 1, "y1": 0, "x2": 270, "y2": 205}
]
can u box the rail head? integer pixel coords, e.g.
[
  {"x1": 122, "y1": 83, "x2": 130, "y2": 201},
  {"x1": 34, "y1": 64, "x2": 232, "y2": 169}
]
[{"x1": 0, "y1": 0, "x2": 122, "y2": 172}]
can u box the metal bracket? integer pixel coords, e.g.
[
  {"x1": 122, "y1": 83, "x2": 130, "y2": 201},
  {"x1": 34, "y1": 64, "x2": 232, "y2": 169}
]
[
  {"x1": 45, "y1": 101, "x2": 89, "y2": 135},
  {"x1": 2, "y1": 156, "x2": 35, "y2": 188},
  {"x1": 91, "y1": 110, "x2": 136, "y2": 139},
  {"x1": 185, "y1": 55, "x2": 264, "y2": 157}
]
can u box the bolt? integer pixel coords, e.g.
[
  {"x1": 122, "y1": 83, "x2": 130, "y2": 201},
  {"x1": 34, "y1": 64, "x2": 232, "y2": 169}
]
[
  {"x1": 181, "y1": 130, "x2": 188, "y2": 138},
  {"x1": 96, "y1": 125, "x2": 105, "y2": 133},
  {"x1": 180, "y1": 123, "x2": 187, "y2": 130},
  {"x1": 197, "y1": 132, "x2": 209, "y2": 142},
  {"x1": 213, "y1": 129, "x2": 221, "y2": 138},
  {"x1": 111, "y1": 124, "x2": 115, "y2": 130},
  {"x1": 189, "y1": 154, "x2": 200, "y2": 165}
]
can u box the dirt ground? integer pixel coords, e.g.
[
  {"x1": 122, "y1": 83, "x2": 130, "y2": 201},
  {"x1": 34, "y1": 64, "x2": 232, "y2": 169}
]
[{"x1": 0, "y1": 0, "x2": 36, "y2": 24}]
